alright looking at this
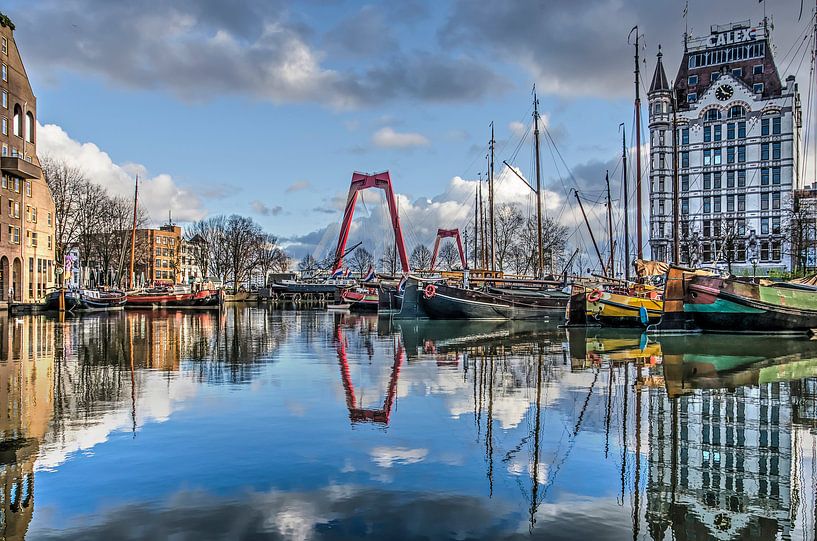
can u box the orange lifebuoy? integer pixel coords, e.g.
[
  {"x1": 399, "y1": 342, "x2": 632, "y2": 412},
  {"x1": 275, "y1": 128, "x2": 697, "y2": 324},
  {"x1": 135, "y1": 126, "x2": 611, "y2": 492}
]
[
  {"x1": 424, "y1": 284, "x2": 437, "y2": 299},
  {"x1": 587, "y1": 289, "x2": 603, "y2": 303}
]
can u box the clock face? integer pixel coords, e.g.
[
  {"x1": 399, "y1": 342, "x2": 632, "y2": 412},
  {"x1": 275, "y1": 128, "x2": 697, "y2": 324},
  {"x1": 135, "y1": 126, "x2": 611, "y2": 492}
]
[{"x1": 715, "y1": 84, "x2": 734, "y2": 101}]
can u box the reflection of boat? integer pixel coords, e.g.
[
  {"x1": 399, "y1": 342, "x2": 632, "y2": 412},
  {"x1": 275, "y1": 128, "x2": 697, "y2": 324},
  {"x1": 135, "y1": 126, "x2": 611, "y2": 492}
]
[
  {"x1": 659, "y1": 333, "x2": 817, "y2": 398},
  {"x1": 565, "y1": 327, "x2": 659, "y2": 369},
  {"x1": 340, "y1": 288, "x2": 378, "y2": 311},
  {"x1": 655, "y1": 266, "x2": 817, "y2": 334}
]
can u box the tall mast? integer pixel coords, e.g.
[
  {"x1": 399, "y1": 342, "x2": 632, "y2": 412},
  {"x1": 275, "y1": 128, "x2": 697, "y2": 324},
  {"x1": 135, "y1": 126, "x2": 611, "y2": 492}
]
[
  {"x1": 672, "y1": 82, "x2": 681, "y2": 264},
  {"x1": 632, "y1": 26, "x2": 644, "y2": 261},
  {"x1": 489, "y1": 123, "x2": 496, "y2": 272},
  {"x1": 474, "y1": 179, "x2": 479, "y2": 269},
  {"x1": 605, "y1": 170, "x2": 615, "y2": 277},
  {"x1": 533, "y1": 87, "x2": 545, "y2": 278},
  {"x1": 129, "y1": 174, "x2": 138, "y2": 289},
  {"x1": 479, "y1": 176, "x2": 486, "y2": 268},
  {"x1": 621, "y1": 124, "x2": 630, "y2": 280},
  {"x1": 574, "y1": 190, "x2": 606, "y2": 273}
]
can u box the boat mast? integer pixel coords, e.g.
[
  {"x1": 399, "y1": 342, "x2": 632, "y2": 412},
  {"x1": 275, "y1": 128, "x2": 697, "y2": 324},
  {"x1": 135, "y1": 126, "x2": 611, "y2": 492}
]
[
  {"x1": 632, "y1": 26, "x2": 644, "y2": 261},
  {"x1": 574, "y1": 190, "x2": 607, "y2": 273},
  {"x1": 489, "y1": 123, "x2": 496, "y2": 272},
  {"x1": 533, "y1": 87, "x2": 545, "y2": 278},
  {"x1": 621, "y1": 124, "x2": 630, "y2": 280},
  {"x1": 479, "y1": 176, "x2": 486, "y2": 268},
  {"x1": 605, "y1": 170, "x2": 615, "y2": 277},
  {"x1": 129, "y1": 174, "x2": 139, "y2": 289},
  {"x1": 474, "y1": 179, "x2": 479, "y2": 269},
  {"x1": 672, "y1": 81, "x2": 681, "y2": 264}
]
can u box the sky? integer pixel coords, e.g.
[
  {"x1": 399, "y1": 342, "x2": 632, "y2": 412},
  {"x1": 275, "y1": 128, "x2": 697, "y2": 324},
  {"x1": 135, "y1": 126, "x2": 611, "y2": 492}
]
[{"x1": 5, "y1": 0, "x2": 814, "y2": 266}]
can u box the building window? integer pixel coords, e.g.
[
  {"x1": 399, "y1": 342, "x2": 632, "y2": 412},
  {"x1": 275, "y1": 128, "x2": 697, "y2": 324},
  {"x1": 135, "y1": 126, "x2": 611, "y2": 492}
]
[
  {"x1": 703, "y1": 149, "x2": 711, "y2": 166},
  {"x1": 754, "y1": 83, "x2": 764, "y2": 94},
  {"x1": 738, "y1": 121, "x2": 746, "y2": 138},
  {"x1": 772, "y1": 216, "x2": 781, "y2": 234},
  {"x1": 25, "y1": 181, "x2": 30, "y2": 197},
  {"x1": 772, "y1": 191, "x2": 780, "y2": 210},
  {"x1": 682, "y1": 151, "x2": 689, "y2": 168},
  {"x1": 772, "y1": 142, "x2": 781, "y2": 160},
  {"x1": 772, "y1": 241, "x2": 781, "y2": 261},
  {"x1": 713, "y1": 124, "x2": 722, "y2": 142},
  {"x1": 737, "y1": 145, "x2": 746, "y2": 163},
  {"x1": 772, "y1": 167, "x2": 781, "y2": 185},
  {"x1": 1, "y1": 64, "x2": 6, "y2": 82},
  {"x1": 682, "y1": 128, "x2": 689, "y2": 145},
  {"x1": 761, "y1": 192, "x2": 769, "y2": 210},
  {"x1": 25, "y1": 112, "x2": 33, "y2": 143},
  {"x1": 727, "y1": 195, "x2": 735, "y2": 212},
  {"x1": 713, "y1": 196, "x2": 722, "y2": 213},
  {"x1": 1, "y1": 38, "x2": 6, "y2": 55},
  {"x1": 12, "y1": 104, "x2": 21, "y2": 138},
  {"x1": 688, "y1": 75, "x2": 698, "y2": 85},
  {"x1": 738, "y1": 194, "x2": 746, "y2": 211},
  {"x1": 737, "y1": 170, "x2": 746, "y2": 188},
  {"x1": 727, "y1": 170, "x2": 735, "y2": 188},
  {"x1": 760, "y1": 241, "x2": 770, "y2": 261},
  {"x1": 727, "y1": 122, "x2": 735, "y2": 140},
  {"x1": 706, "y1": 109, "x2": 722, "y2": 121},
  {"x1": 727, "y1": 146, "x2": 735, "y2": 164},
  {"x1": 1, "y1": 90, "x2": 6, "y2": 109},
  {"x1": 711, "y1": 72, "x2": 720, "y2": 82},
  {"x1": 47, "y1": 235, "x2": 52, "y2": 249},
  {"x1": 1, "y1": 116, "x2": 6, "y2": 136},
  {"x1": 681, "y1": 198, "x2": 689, "y2": 215},
  {"x1": 762, "y1": 118, "x2": 770, "y2": 136},
  {"x1": 713, "y1": 172, "x2": 721, "y2": 189},
  {"x1": 704, "y1": 125, "x2": 711, "y2": 142},
  {"x1": 1, "y1": 144, "x2": 6, "y2": 157},
  {"x1": 704, "y1": 172, "x2": 711, "y2": 190},
  {"x1": 753, "y1": 64, "x2": 764, "y2": 75},
  {"x1": 732, "y1": 68, "x2": 743, "y2": 77},
  {"x1": 704, "y1": 197, "x2": 711, "y2": 213},
  {"x1": 772, "y1": 116, "x2": 781, "y2": 135},
  {"x1": 761, "y1": 217, "x2": 769, "y2": 235},
  {"x1": 761, "y1": 168, "x2": 769, "y2": 186},
  {"x1": 762, "y1": 143, "x2": 770, "y2": 160},
  {"x1": 47, "y1": 211, "x2": 51, "y2": 226},
  {"x1": 682, "y1": 174, "x2": 689, "y2": 191},
  {"x1": 688, "y1": 92, "x2": 698, "y2": 103},
  {"x1": 729, "y1": 106, "x2": 746, "y2": 119}
]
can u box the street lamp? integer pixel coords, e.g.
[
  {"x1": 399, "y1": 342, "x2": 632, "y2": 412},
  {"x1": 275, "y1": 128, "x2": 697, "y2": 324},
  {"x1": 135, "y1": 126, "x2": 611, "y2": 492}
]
[{"x1": 750, "y1": 257, "x2": 759, "y2": 283}]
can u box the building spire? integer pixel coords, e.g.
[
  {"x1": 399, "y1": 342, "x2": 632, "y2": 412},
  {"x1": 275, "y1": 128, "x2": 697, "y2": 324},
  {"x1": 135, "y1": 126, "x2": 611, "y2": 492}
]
[{"x1": 649, "y1": 45, "x2": 670, "y2": 94}]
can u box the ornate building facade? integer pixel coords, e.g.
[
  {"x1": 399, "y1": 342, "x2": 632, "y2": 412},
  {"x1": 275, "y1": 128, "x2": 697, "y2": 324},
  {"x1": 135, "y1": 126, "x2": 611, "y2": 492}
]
[{"x1": 648, "y1": 20, "x2": 800, "y2": 275}]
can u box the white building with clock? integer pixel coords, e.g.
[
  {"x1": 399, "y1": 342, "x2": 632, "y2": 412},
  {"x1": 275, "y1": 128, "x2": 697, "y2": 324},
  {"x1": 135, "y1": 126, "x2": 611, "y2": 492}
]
[{"x1": 648, "y1": 19, "x2": 801, "y2": 275}]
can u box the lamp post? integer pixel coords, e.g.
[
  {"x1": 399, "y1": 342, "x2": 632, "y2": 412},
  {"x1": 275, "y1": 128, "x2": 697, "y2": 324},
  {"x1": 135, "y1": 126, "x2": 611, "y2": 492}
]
[{"x1": 751, "y1": 257, "x2": 759, "y2": 283}]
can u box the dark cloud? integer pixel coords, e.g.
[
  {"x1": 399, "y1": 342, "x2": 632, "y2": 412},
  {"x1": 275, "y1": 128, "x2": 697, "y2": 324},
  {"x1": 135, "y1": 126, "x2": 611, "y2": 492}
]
[
  {"x1": 251, "y1": 200, "x2": 283, "y2": 216},
  {"x1": 29, "y1": 486, "x2": 637, "y2": 540},
  {"x1": 8, "y1": 1, "x2": 504, "y2": 107},
  {"x1": 323, "y1": 5, "x2": 398, "y2": 58},
  {"x1": 440, "y1": 0, "x2": 808, "y2": 98}
]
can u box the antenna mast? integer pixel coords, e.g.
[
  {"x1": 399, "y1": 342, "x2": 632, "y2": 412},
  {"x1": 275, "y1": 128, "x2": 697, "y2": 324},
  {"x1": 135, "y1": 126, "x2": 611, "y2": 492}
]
[{"x1": 533, "y1": 87, "x2": 545, "y2": 278}]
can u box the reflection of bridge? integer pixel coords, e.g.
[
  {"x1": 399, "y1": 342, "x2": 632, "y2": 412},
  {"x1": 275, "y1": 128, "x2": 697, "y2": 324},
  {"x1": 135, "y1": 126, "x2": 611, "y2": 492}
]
[{"x1": 335, "y1": 324, "x2": 404, "y2": 425}]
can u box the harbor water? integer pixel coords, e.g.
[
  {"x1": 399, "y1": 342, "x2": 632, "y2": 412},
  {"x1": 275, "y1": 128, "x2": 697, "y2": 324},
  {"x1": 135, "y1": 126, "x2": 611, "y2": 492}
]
[{"x1": 2, "y1": 306, "x2": 817, "y2": 540}]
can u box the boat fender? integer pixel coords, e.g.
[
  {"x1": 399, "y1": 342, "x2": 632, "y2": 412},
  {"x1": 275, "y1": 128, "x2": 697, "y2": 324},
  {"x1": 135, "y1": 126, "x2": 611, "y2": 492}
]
[
  {"x1": 587, "y1": 289, "x2": 602, "y2": 303},
  {"x1": 424, "y1": 284, "x2": 437, "y2": 299},
  {"x1": 639, "y1": 306, "x2": 649, "y2": 326}
]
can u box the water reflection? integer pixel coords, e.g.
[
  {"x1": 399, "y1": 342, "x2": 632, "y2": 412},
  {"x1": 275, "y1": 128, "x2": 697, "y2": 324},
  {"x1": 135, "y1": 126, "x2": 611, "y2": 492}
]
[{"x1": 0, "y1": 308, "x2": 816, "y2": 539}]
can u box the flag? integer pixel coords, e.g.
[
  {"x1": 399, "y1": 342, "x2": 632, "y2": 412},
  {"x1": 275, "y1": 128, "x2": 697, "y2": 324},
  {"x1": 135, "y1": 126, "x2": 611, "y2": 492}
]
[
  {"x1": 363, "y1": 265, "x2": 376, "y2": 282},
  {"x1": 331, "y1": 267, "x2": 344, "y2": 279},
  {"x1": 343, "y1": 268, "x2": 351, "y2": 278},
  {"x1": 397, "y1": 275, "x2": 407, "y2": 294}
]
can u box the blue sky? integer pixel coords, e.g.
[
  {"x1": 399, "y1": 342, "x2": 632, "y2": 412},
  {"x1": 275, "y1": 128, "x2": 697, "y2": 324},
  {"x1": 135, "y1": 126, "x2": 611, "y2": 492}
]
[{"x1": 5, "y1": 0, "x2": 810, "y2": 263}]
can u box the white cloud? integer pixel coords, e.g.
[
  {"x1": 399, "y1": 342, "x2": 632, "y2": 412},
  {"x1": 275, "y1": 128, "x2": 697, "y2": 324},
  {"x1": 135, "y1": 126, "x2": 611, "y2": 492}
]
[
  {"x1": 370, "y1": 446, "x2": 428, "y2": 468},
  {"x1": 372, "y1": 127, "x2": 430, "y2": 149},
  {"x1": 37, "y1": 123, "x2": 206, "y2": 223}
]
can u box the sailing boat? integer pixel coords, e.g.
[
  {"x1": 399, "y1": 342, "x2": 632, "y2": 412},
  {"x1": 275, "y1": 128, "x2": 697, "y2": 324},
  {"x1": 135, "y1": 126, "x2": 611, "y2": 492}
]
[{"x1": 402, "y1": 92, "x2": 569, "y2": 320}]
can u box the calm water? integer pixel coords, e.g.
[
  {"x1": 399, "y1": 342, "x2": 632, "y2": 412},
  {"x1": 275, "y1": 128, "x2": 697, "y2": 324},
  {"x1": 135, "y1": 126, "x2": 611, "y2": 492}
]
[{"x1": 1, "y1": 307, "x2": 816, "y2": 540}]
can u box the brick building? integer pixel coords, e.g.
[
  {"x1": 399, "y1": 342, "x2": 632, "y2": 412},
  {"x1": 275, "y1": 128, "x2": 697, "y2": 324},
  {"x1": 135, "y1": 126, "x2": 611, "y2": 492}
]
[
  {"x1": 136, "y1": 224, "x2": 182, "y2": 286},
  {"x1": 0, "y1": 13, "x2": 55, "y2": 301}
]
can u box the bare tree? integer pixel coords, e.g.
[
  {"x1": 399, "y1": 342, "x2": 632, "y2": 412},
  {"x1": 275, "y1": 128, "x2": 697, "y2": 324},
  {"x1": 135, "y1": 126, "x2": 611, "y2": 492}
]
[
  {"x1": 438, "y1": 241, "x2": 461, "y2": 270},
  {"x1": 186, "y1": 215, "x2": 229, "y2": 284},
  {"x1": 42, "y1": 156, "x2": 86, "y2": 284},
  {"x1": 298, "y1": 254, "x2": 318, "y2": 273},
  {"x1": 785, "y1": 195, "x2": 813, "y2": 275},
  {"x1": 495, "y1": 204, "x2": 524, "y2": 271},
  {"x1": 75, "y1": 181, "x2": 107, "y2": 286},
  {"x1": 349, "y1": 247, "x2": 374, "y2": 276},
  {"x1": 379, "y1": 245, "x2": 398, "y2": 274},
  {"x1": 225, "y1": 215, "x2": 263, "y2": 292},
  {"x1": 715, "y1": 219, "x2": 742, "y2": 274},
  {"x1": 254, "y1": 234, "x2": 289, "y2": 286},
  {"x1": 410, "y1": 244, "x2": 432, "y2": 270}
]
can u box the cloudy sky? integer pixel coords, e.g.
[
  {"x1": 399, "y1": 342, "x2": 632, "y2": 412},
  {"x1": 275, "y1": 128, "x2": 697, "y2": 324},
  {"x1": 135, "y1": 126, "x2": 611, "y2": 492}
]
[{"x1": 6, "y1": 0, "x2": 812, "y2": 264}]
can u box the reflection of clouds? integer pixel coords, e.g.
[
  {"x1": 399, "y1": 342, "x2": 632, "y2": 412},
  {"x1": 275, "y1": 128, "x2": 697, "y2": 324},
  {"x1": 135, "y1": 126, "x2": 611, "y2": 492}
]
[
  {"x1": 37, "y1": 372, "x2": 198, "y2": 471},
  {"x1": 28, "y1": 486, "x2": 637, "y2": 540},
  {"x1": 370, "y1": 446, "x2": 428, "y2": 468}
]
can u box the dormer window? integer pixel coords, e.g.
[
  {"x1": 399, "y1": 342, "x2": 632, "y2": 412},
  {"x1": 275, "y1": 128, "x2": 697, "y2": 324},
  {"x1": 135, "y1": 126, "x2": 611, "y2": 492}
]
[
  {"x1": 711, "y1": 72, "x2": 720, "y2": 82},
  {"x1": 732, "y1": 68, "x2": 743, "y2": 77},
  {"x1": 705, "y1": 109, "x2": 721, "y2": 121},
  {"x1": 688, "y1": 92, "x2": 698, "y2": 103},
  {"x1": 688, "y1": 75, "x2": 698, "y2": 86},
  {"x1": 753, "y1": 65, "x2": 764, "y2": 75},
  {"x1": 754, "y1": 83, "x2": 764, "y2": 94},
  {"x1": 728, "y1": 105, "x2": 746, "y2": 119}
]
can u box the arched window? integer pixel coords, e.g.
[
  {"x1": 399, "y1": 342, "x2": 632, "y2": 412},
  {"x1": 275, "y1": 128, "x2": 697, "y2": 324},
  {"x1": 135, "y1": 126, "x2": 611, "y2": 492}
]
[
  {"x1": 12, "y1": 104, "x2": 21, "y2": 137},
  {"x1": 25, "y1": 112, "x2": 33, "y2": 143},
  {"x1": 705, "y1": 109, "x2": 722, "y2": 121},
  {"x1": 728, "y1": 105, "x2": 746, "y2": 119}
]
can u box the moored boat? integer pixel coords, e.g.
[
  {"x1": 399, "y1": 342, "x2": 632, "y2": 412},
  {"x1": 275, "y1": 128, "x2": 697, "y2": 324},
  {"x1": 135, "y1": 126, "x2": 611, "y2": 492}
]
[
  {"x1": 565, "y1": 283, "x2": 662, "y2": 327},
  {"x1": 125, "y1": 288, "x2": 221, "y2": 309},
  {"x1": 652, "y1": 265, "x2": 817, "y2": 334},
  {"x1": 44, "y1": 289, "x2": 127, "y2": 311},
  {"x1": 341, "y1": 287, "x2": 379, "y2": 311}
]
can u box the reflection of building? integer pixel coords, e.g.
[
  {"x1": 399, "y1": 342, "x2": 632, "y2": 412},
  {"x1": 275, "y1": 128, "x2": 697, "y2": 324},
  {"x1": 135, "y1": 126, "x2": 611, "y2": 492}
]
[
  {"x1": 0, "y1": 14, "x2": 55, "y2": 303},
  {"x1": 649, "y1": 19, "x2": 799, "y2": 274},
  {"x1": 647, "y1": 384, "x2": 792, "y2": 539},
  {"x1": 0, "y1": 314, "x2": 55, "y2": 540},
  {"x1": 136, "y1": 223, "x2": 182, "y2": 286}
]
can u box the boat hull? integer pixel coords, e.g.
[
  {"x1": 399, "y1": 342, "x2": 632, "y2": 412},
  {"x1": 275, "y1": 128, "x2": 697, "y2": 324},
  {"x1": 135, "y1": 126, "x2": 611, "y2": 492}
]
[
  {"x1": 126, "y1": 289, "x2": 221, "y2": 309},
  {"x1": 566, "y1": 285, "x2": 662, "y2": 327},
  {"x1": 419, "y1": 282, "x2": 566, "y2": 320}
]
